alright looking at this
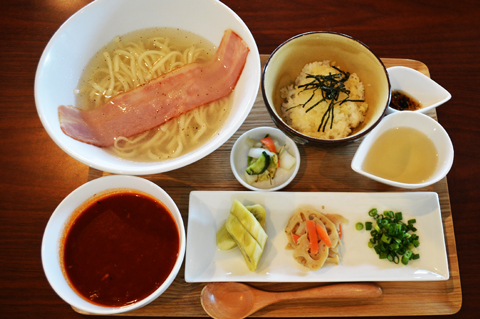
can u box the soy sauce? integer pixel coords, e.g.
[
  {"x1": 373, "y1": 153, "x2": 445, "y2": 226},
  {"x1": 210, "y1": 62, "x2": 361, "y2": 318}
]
[{"x1": 390, "y1": 90, "x2": 422, "y2": 111}]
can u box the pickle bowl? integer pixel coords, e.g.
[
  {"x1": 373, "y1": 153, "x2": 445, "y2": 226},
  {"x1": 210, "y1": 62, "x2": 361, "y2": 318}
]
[
  {"x1": 351, "y1": 112, "x2": 454, "y2": 189},
  {"x1": 230, "y1": 127, "x2": 300, "y2": 191},
  {"x1": 386, "y1": 66, "x2": 451, "y2": 114},
  {"x1": 41, "y1": 175, "x2": 186, "y2": 314}
]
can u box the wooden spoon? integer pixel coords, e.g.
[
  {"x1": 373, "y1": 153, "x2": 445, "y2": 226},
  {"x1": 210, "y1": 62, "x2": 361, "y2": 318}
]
[{"x1": 201, "y1": 282, "x2": 382, "y2": 319}]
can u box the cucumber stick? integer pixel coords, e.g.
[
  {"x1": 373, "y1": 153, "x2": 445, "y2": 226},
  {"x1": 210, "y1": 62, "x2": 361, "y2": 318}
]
[
  {"x1": 225, "y1": 214, "x2": 264, "y2": 271},
  {"x1": 229, "y1": 200, "x2": 267, "y2": 249},
  {"x1": 216, "y1": 224, "x2": 237, "y2": 250},
  {"x1": 216, "y1": 204, "x2": 266, "y2": 251},
  {"x1": 245, "y1": 204, "x2": 266, "y2": 227}
]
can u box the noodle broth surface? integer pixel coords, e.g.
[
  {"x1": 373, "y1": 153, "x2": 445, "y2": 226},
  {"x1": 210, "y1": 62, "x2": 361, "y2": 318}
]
[{"x1": 75, "y1": 27, "x2": 232, "y2": 162}]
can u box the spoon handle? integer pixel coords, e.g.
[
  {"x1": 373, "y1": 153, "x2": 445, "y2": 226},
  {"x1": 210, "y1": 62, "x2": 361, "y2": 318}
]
[{"x1": 268, "y1": 283, "x2": 382, "y2": 304}]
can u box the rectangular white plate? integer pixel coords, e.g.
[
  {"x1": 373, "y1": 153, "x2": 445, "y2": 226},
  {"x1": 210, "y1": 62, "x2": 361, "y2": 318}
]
[{"x1": 185, "y1": 191, "x2": 449, "y2": 283}]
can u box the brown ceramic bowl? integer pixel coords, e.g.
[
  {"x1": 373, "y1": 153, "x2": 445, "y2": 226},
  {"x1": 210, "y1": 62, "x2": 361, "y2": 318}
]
[{"x1": 261, "y1": 31, "x2": 390, "y2": 145}]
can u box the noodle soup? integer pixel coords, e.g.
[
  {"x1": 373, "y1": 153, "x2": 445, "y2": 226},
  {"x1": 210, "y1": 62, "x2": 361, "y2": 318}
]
[{"x1": 75, "y1": 27, "x2": 232, "y2": 162}]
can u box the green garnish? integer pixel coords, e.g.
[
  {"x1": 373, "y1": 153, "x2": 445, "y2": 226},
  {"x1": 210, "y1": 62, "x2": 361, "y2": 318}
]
[
  {"x1": 245, "y1": 151, "x2": 270, "y2": 175},
  {"x1": 365, "y1": 221, "x2": 373, "y2": 231},
  {"x1": 288, "y1": 65, "x2": 364, "y2": 132},
  {"x1": 365, "y1": 208, "x2": 420, "y2": 265},
  {"x1": 355, "y1": 222, "x2": 364, "y2": 230}
]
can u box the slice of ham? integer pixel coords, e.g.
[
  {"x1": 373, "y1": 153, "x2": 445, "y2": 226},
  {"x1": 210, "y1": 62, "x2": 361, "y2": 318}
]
[{"x1": 58, "y1": 29, "x2": 250, "y2": 147}]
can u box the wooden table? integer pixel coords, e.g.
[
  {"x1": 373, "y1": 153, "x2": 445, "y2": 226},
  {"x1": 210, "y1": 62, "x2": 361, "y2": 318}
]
[{"x1": 0, "y1": 1, "x2": 478, "y2": 319}]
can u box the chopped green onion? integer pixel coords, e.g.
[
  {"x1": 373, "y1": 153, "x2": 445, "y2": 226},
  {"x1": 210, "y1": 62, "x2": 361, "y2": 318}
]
[
  {"x1": 387, "y1": 253, "x2": 399, "y2": 264},
  {"x1": 363, "y1": 208, "x2": 420, "y2": 266},
  {"x1": 368, "y1": 208, "x2": 378, "y2": 217},
  {"x1": 381, "y1": 233, "x2": 391, "y2": 244},
  {"x1": 401, "y1": 250, "x2": 413, "y2": 265},
  {"x1": 365, "y1": 222, "x2": 373, "y2": 230},
  {"x1": 389, "y1": 243, "x2": 399, "y2": 250}
]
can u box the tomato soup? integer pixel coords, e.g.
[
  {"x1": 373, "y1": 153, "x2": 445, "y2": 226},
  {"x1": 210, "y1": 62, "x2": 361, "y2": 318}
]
[{"x1": 61, "y1": 190, "x2": 180, "y2": 307}]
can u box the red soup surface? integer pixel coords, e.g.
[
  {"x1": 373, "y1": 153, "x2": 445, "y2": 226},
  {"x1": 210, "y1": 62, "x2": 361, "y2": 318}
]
[{"x1": 61, "y1": 190, "x2": 180, "y2": 307}]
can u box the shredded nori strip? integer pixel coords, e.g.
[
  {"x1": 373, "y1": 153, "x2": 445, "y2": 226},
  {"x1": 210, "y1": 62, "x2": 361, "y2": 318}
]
[{"x1": 287, "y1": 65, "x2": 364, "y2": 132}]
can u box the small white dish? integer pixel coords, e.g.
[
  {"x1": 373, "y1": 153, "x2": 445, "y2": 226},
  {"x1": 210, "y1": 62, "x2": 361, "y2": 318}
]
[
  {"x1": 230, "y1": 127, "x2": 300, "y2": 191},
  {"x1": 41, "y1": 175, "x2": 185, "y2": 314},
  {"x1": 185, "y1": 191, "x2": 449, "y2": 282},
  {"x1": 386, "y1": 66, "x2": 451, "y2": 114},
  {"x1": 351, "y1": 112, "x2": 454, "y2": 189}
]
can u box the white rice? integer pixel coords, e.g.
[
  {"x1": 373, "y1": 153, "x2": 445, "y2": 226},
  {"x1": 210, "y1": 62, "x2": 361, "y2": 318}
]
[{"x1": 280, "y1": 60, "x2": 368, "y2": 139}]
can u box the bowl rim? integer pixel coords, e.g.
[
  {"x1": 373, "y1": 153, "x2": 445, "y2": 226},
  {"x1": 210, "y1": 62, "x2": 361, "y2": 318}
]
[
  {"x1": 386, "y1": 66, "x2": 452, "y2": 114},
  {"x1": 351, "y1": 111, "x2": 454, "y2": 189},
  {"x1": 41, "y1": 175, "x2": 186, "y2": 314},
  {"x1": 261, "y1": 30, "x2": 390, "y2": 144},
  {"x1": 230, "y1": 126, "x2": 301, "y2": 191},
  {"x1": 34, "y1": 0, "x2": 261, "y2": 175}
]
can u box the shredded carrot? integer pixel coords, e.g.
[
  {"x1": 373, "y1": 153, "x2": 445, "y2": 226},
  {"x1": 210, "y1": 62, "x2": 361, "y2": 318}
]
[
  {"x1": 338, "y1": 224, "x2": 343, "y2": 239},
  {"x1": 260, "y1": 136, "x2": 276, "y2": 153},
  {"x1": 291, "y1": 233, "x2": 300, "y2": 243},
  {"x1": 306, "y1": 220, "x2": 319, "y2": 254},
  {"x1": 316, "y1": 223, "x2": 333, "y2": 248}
]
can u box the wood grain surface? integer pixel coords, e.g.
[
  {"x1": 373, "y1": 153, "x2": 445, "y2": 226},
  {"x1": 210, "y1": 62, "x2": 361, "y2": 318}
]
[
  {"x1": 1, "y1": 1, "x2": 479, "y2": 319},
  {"x1": 73, "y1": 57, "x2": 460, "y2": 317}
]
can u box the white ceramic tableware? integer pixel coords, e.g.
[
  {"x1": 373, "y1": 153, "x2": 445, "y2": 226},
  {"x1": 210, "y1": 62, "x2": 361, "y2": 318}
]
[
  {"x1": 351, "y1": 112, "x2": 454, "y2": 188},
  {"x1": 41, "y1": 175, "x2": 186, "y2": 314},
  {"x1": 386, "y1": 66, "x2": 451, "y2": 114},
  {"x1": 230, "y1": 127, "x2": 300, "y2": 191},
  {"x1": 185, "y1": 191, "x2": 448, "y2": 282},
  {"x1": 35, "y1": 0, "x2": 261, "y2": 175}
]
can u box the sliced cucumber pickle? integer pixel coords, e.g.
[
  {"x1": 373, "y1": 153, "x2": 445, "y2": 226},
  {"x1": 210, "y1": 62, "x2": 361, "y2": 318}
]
[
  {"x1": 215, "y1": 202, "x2": 267, "y2": 253},
  {"x1": 216, "y1": 224, "x2": 237, "y2": 250},
  {"x1": 225, "y1": 213, "x2": 264, "y2": 271},
  {"x1": 245, "y1": 151, "x2": 270, "y2": 175},
  {"x1": 245, "y1": 204, "x2": 266, "y2": 227}
]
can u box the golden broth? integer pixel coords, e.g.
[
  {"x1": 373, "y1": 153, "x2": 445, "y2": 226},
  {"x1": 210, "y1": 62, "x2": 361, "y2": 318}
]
[
  {"x1": 362, "y1": 127, "x2": 438, "y2": 184},
  {"x1": 75, "y1": 27, "x2": 216, "y2": 109},
  {"x1": 75, "y1": 27, "x2": 232, "y2": 162}
]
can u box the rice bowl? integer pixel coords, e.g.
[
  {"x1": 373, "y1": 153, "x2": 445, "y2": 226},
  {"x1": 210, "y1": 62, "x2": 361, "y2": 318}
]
[
  {"x1": 262, "y1": 31, "x2": 390, "y2": 145},
  {"x1": 280, "y1": 60, "x2": 368, "y2": 139}
]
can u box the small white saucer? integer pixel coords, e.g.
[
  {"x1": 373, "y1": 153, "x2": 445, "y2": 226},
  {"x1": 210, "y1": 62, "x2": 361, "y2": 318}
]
[
  {"x1": 351, "y1": 112, "x2": 454, "y2": 189},
  {"x1": 386, "y1": 66, "x2": 451, "y2": 114}
]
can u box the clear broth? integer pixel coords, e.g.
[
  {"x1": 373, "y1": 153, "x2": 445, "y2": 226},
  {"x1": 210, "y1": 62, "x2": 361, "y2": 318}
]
[
  {"x1": 76, "y1": 27, "x2": 216, "y2": 109},
  {"x1": 75, "y1": 28, "x2": 232, "y2": 162},
  {"x1": 362, "y1": 127, "x2": 438, "y2": 184}
]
